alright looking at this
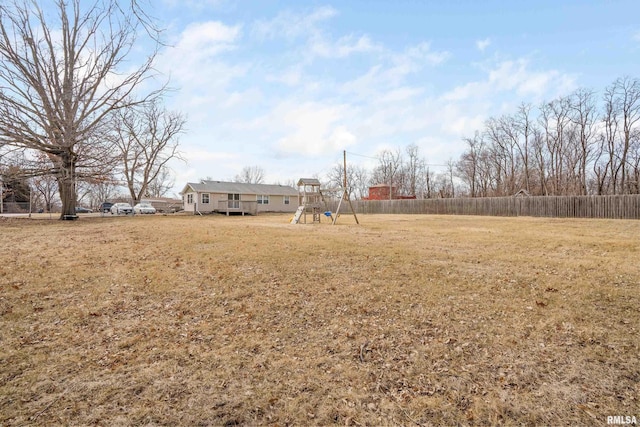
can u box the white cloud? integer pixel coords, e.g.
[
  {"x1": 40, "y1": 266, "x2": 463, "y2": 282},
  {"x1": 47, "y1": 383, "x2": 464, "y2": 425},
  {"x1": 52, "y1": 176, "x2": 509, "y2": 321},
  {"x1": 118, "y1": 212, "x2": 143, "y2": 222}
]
[
  {"x1": 633, "y1": 31, "x2": 640, "y2": 42},
  {"x1": 490, "y1": 59, "x2": 576, "y2": 97},
  {"x1": 222, "y1": 88, "x2": 263, "y2": 109},
  {"x1": 156, "y1": 20, "x2": 251, "y2": 125},
  {"x1": 337, "y1": 42, "x2": 449, "y2": 104},
  {"x1": 310, "y1": 34, "x2": 380, "y2": 58},
  {"x1": 440, "y1": 80, "x2": 485, "y2": 102},
  {"x1": 442, "y1": 58, "x2": 576, "y2": 103},
  {"x1": 385, "y1": 42, "x2": 450, "y2": 86},
  {"x1": 264, "y1": 101, "x2": 357, "y2": 156},
  {"x1": 169, "y1": 150, "x2": 240, "y2": 189},
  {"x1": 415, "y1": 135, "x2": 452, "y2": 163},
  {"x1": 476, "y1": 38, "x2": 491, "y2": 52},
  {"x1": 516, "y1": 71, "x2": 557, "y2": 96},
  {"x1": 327, "y1": 126, "x2": 357, "y2": 149},
  {"x1": 266, "y1": 66, "x2": 303, "y2": 86},
  {"x1": 183, "y1": 150, "x2": 238, "y2": 162},
  {"x1": 377, "y1": 86, "x2": 424, "y2": 104},
  {"x1": 438, "y1": 104, "x2": 487, "y2": 137},
  {"x1": 252, "y1": 6, "x2": 337, "y2": 41},
  {"x1": 405, "y1": 42, "x2": 450, "y2": 66},
  {"x1": 174, "y1": 21, "x2": 241, "y2": 57},
  {"x1": 162, "y1": 0, "x2": 224, "y2": 9},
  {"x1": 158, "y1": 20, "x2": 245, "y2": 89}
]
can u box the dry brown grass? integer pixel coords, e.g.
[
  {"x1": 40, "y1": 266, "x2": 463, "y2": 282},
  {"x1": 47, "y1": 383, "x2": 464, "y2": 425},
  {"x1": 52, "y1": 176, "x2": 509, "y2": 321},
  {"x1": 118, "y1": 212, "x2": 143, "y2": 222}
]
[{"x1": 0, "y1": 213, "x2": 638, "y2": 426}]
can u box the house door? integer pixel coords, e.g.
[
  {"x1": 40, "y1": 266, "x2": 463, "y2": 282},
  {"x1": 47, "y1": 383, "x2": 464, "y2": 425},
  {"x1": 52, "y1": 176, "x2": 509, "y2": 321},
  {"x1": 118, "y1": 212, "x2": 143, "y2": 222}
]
[{"x1": 228, "y1": 193, "x2": 240, "y2": 209}]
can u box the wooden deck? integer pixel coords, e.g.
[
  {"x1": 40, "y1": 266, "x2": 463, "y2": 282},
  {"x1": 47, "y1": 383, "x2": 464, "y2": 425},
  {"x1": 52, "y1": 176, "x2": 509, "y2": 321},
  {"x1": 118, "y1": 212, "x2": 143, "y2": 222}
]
[{"x1": 216, "y1": 200, "x2": 258, "y2": 216}]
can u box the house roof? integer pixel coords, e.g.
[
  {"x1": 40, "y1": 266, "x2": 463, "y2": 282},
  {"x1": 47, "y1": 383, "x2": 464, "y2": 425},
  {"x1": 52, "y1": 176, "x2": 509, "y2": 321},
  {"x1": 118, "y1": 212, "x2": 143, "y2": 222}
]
[
  {"x1": 182, "y1": 180, "x2": 299, "y2": 196},
  {"x1": 297, "y1": 178, "x2": 321, "y2": 186}
]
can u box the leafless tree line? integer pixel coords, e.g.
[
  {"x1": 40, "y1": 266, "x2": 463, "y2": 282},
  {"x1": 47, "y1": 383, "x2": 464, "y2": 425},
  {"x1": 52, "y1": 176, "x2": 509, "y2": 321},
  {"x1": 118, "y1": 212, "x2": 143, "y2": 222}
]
[
  {"x1": 325, "y1": 144, "x2": 454, "y2": 200},
  {"x1": 325, "y1": 78, "x2": 638, "y2": 200},
  {"x1": 0, "y1": 0, "x2": 184, "y2": 218},
  {"x1": 234, "y1": 166, "x2": 266, "y2": 184},
  {"x1": 456, "y1": 77, "x2": 640, "y2": 197},
  {"x1": 1, "y1": 144, "x2": 180, "y2": 213},
  {"x1": 329, "y1": 76, "x2": 640, "y2": 200}
]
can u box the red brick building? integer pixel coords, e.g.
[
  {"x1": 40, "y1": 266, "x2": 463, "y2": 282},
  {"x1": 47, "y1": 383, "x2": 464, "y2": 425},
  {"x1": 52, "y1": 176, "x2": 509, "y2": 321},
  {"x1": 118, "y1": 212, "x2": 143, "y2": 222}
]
[{"x1": 364, "y1": 184, "x2": 416, "y2": 200}]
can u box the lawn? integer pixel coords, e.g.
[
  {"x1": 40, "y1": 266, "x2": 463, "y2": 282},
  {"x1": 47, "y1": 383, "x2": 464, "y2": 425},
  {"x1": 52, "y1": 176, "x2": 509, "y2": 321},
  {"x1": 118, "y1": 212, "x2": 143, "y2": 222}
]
[{"x1": 0, "y1": 213, "x2": 638, "y2": 425}]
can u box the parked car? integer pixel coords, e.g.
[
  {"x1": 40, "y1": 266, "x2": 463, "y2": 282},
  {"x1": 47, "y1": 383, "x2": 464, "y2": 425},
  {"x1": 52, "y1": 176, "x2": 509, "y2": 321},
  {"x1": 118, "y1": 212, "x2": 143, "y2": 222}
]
[
  {"x1": 100, "y1": 202, "x2": 114, "y2": 213},
  {"x1": 133, "y1": 202, "x2": 156, "y2": 214},
  {"x1": 75, "y1": 206, "x2": 92, "y2": 213},
  {"x1": 110, "y1": 203, "x2": 133, "y2": 215}
]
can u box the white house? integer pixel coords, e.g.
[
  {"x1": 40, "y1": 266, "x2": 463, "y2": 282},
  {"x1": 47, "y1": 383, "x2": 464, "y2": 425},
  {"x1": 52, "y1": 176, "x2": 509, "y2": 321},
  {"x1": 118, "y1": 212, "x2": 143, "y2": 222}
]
[{"x1": 180, "y1": 180, "x2": 299, "y2": 215}]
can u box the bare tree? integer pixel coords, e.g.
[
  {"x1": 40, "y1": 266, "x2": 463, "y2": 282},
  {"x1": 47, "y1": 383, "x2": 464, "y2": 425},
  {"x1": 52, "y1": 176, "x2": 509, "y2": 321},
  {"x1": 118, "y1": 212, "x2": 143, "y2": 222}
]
[
  {"x1": 513, "y1": 103, "x2": 535, "y2": 194},
  {"x1": 483, "y1": 118, "x2": 508, "y2": 195},
  {"x1": 31, "y1": 173, "x2": 58, "y2": 212},
  {"x1": 371, "y1": 148, "x2": 403, "y2": 199},
  {"x1": 456, "y1": 133, "x2": 484, "y2": 197},
  {"x1": 540, "y1": 97, "x2": 573, "y2": 195},
  {"x1": 422, "y1": 166, "x2": 436, "y2": 199},
  {"x1": 600, "y1": 85, "x2": 620, "y2": 194},
  {"x1": 235, "y1": 166, "x2": 265, "y2": 184},
  {"x1": 110, "y1": 100, "x2": 185, "y2": 205},
  {"x1": 622, "y1": 131, "x2": 639, "y2": 194},
  {"x1": 496, "y1": 115, "x2": 521, "y2": 194},
  {"x1": 568, "y1": 89, "x2": 597, "y2": 195},
  {"x1": 608, "y1": 77, "x2": 640, "y2": 193},
  {"x1": 446, "y1": 159, "x2": 457, "y2": 198},
  {"x1": 434, "y1": 169, "x2": 455, "y2": 198},
  {"x1": 454, "y1": 77, "x2": 639, "y2": 197},
  {"x1": 326, "y1": 162, "x2": 369, "y2": 200},
  {"x1": 0, "y1": 0, "x2": 162, "y2": 219},
  {"x1": 404, "y1": 144, "x2": 426, "y2": 197},
  {"x1": 146, "y1": 165, "x2": 176, "y2": 198},
  {"x1": 629, "y1": 129, "x2": 640, "y2": 193},
  {"x1": 0, "y1": 151, "x2": 31, "y2": 212},
  {"x1": 351, "y1": 164, "x2": 370, "y2": 200},
  {"x1": 84, "y1": 178, "x2": 120, "y2": 210},
  {"x1": 26, "y1": 152, "x2": 58, "y2": 212},
  {"x1": 531, "y1": 127, "x2": 548, "y2": 195}
]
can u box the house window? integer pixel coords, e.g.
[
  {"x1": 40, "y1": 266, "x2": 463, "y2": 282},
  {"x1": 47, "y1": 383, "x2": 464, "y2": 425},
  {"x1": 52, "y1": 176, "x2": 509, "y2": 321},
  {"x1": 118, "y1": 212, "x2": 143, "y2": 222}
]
[
  {"x1": 201, "y1": 193, "x2": 210, "y2": 204},
  {"x1": 257, "y1": 195, "x2": 269, "y2": 205},
  {"x1": 284, "y1": 196, "x2": 290, "y2": 205},
  {"x1": 187, "y1": 194, "x2": 193, "y2": 204},
  {"x1": 228, "y1": 193, "x2": 240, "y2": 209}
]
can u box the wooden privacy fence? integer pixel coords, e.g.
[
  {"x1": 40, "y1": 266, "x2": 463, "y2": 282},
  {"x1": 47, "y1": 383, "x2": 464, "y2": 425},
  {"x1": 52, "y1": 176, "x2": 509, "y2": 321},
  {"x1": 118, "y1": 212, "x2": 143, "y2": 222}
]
[{"x1": 326, "y1": 195, "x2": 640, "y2": 219}]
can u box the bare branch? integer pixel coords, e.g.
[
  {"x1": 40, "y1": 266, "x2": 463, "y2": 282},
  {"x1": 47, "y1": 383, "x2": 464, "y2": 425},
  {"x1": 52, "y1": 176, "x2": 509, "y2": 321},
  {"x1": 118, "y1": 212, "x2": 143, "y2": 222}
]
[
  {"x1": 0, "y1": 0, "x2": 166, "y2": 218},
  {"x1": 235, "y1": 165, "x2": 266, "y2": 184},
  {"x1": 109, "y1": 99, "x2": 186, "y2": 204}
]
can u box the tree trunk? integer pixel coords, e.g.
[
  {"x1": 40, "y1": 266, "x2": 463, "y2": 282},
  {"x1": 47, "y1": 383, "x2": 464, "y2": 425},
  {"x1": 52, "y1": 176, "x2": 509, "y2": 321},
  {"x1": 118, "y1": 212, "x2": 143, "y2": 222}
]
[{"x1": 52, "y1": 152, "x2": 77, "y2": 219}]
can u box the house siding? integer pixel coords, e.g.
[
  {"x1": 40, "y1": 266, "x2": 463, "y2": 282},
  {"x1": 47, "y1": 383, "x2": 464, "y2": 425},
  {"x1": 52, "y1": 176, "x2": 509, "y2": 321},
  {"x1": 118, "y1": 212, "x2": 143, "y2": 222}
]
[
  {"x1": 259, "y1": 194, "x2": 292, "y2": 212},
  {"x1": 180, "y1": 182, "x2": 298, "y2": 214}
]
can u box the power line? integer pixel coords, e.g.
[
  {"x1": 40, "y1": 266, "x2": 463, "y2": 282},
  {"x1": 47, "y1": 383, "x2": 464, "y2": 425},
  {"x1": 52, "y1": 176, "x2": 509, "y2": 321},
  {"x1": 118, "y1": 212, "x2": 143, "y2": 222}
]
[
  {"x1": 345, "y1": 151, "x2": 377, "y2": 160},
  {"x1": 345, "y1": 150, "x2": 449, "y2": 167}
]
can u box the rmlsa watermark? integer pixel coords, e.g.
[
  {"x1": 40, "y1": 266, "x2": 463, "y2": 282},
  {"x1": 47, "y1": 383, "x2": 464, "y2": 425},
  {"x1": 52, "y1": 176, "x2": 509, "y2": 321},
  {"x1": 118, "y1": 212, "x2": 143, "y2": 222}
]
[{"x1": 607, "y1": 415, "x2": 638, "y2": 425}]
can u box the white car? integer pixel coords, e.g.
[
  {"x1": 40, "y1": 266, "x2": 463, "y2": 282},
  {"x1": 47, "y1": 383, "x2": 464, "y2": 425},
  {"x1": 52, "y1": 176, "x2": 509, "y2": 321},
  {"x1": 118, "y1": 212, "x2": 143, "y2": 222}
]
[
  {"x1": 110, "y1": 203, "x2": 133, "y2": 215},
  {"x1": 133, "y1": 203, "x2": 156, "y2": 214}
]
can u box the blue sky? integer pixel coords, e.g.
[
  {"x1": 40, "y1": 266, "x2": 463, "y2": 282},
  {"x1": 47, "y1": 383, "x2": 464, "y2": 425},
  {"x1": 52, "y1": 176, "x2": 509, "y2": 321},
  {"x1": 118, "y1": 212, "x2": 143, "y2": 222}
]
[{"x1": 152, "y1": 0, "x2": 640, "y2": 192}]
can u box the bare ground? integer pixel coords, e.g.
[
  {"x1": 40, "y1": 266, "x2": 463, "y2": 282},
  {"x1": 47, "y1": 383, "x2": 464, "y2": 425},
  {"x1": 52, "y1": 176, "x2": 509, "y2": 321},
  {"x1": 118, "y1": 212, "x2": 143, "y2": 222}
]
[{"x1": 0, "y1": 213, "x2": 638, "y2": 426}]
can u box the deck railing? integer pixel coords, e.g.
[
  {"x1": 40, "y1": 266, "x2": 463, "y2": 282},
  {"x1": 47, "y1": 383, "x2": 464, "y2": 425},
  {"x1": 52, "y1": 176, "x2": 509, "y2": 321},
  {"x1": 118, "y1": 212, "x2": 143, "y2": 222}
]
[{"x1": 217, "y1": 200, "x2": 258, "y2": 216}]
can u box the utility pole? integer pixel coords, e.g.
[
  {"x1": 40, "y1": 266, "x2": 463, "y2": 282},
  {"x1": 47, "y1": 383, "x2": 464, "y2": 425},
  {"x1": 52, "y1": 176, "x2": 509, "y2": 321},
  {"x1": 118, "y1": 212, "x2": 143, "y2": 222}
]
[
  {"x1": 334, "y1": 150, "x2": 359, "y2": 225},
  {"x1": 343, "y1": 150, "x2": 348, "y2": 198}
]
